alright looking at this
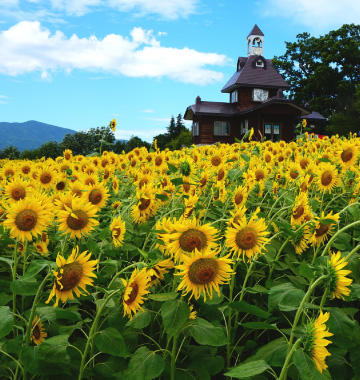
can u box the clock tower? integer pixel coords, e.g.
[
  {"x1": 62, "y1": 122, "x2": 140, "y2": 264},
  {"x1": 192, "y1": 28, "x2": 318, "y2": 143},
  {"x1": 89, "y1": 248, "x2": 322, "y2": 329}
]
[{"x1": 247, "y1": 24, "x2": 264, "y2": 56}]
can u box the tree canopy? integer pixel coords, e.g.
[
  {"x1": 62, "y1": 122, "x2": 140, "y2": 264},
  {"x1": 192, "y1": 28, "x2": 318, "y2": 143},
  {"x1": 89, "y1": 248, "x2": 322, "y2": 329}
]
[{"x1": 273, "y1": 24, "x2": 360, "y2": 135}]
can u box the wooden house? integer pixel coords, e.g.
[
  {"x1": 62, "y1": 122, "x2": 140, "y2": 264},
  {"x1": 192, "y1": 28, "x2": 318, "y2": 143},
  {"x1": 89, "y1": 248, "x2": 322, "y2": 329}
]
[{"x1": 184, "y1": 25, "x2": 318, "y2": 144}]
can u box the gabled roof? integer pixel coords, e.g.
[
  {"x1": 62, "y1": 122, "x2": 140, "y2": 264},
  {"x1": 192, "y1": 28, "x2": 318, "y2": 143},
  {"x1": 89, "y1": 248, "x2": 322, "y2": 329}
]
[
  {"x1": 247, "y1": 24, "x2": 264, "y2": 37},
  {"x1": 221, "y1": 55, "x2": 290, "y2": 93},
  {"x1": 301, "y1": 111, "x2": 327, "y2": 121},
  {"x1": 184, "y1": 97, "x2": 310, "y2": 120}
]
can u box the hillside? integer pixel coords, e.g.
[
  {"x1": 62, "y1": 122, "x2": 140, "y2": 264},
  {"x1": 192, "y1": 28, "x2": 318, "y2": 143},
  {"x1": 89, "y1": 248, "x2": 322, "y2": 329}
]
[{"x1": 0, "y1": 120, "x2": 76, "y2": 151}]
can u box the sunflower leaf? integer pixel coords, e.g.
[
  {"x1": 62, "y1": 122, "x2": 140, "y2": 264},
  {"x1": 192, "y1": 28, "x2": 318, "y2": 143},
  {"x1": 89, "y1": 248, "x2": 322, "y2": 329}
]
[
  {"x1": 95, "y1": 327, "x2": 127, "y2": 357},
  {"x1": 0, "y1": 306, "x2": 14, "y2": 338},
  {"x1": 189, "y1": 318, "x2": 227, "y2": 346},
  {"x1": 224, "y1": 360, "x2": 270, "y2": 378},
  {"x1": 161, "y1": 299, "x2": 190, "y2": 339},
  {"x1": 228, "y1": 301, "x2": 271, "y2": 319}
]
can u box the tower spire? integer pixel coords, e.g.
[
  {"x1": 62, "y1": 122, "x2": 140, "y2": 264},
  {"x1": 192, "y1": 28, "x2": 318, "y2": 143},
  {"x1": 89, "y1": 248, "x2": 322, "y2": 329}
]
[{"x1": 247, "y1": 25, "x2": 264, "y2": 56}]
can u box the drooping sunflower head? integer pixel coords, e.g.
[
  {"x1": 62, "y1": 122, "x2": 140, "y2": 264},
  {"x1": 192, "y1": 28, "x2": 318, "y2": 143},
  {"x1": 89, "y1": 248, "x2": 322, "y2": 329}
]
[
  {"x1": 175, "y1": 247, "x2": 234, "y2": 301},
  {"x1": 291, "y1": 224, "x2": 313, "y2": 255},
  {"x1": 312, "y1": 211, "x2": 340, "y2": 245},
  {"x1": 131, "y1": 185, "x2": 158, "y2": 224},
  {"x1": 304, "y1": 310, "x2": 333, "y2": 373},
  {"x1": 327, "y1": 251, "x2": 353, "y2": 300},
  {"x1": 147, "y1": 258, "x2": 174, "y2": 287},
  {"x1": 110, "y1": 215, "x2": 126, "y2": 248},
  {"x1": 122, "y1": 267, "x2": 150, "y2": 319},
  {"x1": 291, "y1": 192, "x2": 310, "y2": 226},
  {"x1": 46, "y1": 246, "x2": 98, "y2": 307},
  {"x1": 31, "y1": 316, "x2": 47, "y2": 345}
]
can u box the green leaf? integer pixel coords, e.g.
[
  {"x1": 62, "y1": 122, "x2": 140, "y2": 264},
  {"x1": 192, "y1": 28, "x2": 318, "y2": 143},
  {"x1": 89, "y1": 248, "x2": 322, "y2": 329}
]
[
  {"x1": 38, "y1": 335, "x2": 69, "y2": 362},
  {"x1": 299, "y1": 261, "x2": 315, "y2": 281},
  {"x1": 268, "y1": 283, "x2": 306, "y2": 312},
  {"x1": 240, "y1": 154, "x2": 250, "y2": 162},
  {"x1": 95, "y1": 327, "x2": 127, "y2": 357},
  {"x1": 244, "y1": 337, "x2": 287, "y2": 367},
  {"x1": 155, "y1": 193, "x2": 169, "y2": 201},
  {"x1": 98, "y1": 227, "x2": 110, "y2": 240},
  {"x1": 0, "y1": 306, "x2": 14, "y2": 338},
  {"x1": 189, "y1": 318, "x2": 227, "y2": 346},
  {"x1": 148, "y1": 292, "x2": 179, "y2": 302},
  {"x1": 293, "y1": 350, "x2": 328, "y2": 380},
  {"x1": 35, "y1": 306, "x2": 57, "y2": 322},
  {"x1": 126, "y1": 346, "x2": 165, "y2": 380},
  {"x1": 167, "y1": 162, "x2": 178, "y2": 174},
  {"x1": 327, "y1": 307, "x2": 355, "y2": 348},
  {"x1": 10, "y1": 276, "x2": 39, "y2": 296},
  {"x1": 161, "y1": 299, "x2": 190, "y2": 338},
  {"x1": 318, "y1": 158, "x2": 332, "y2": 163},
  {"x1": 242, "y1": 322, "x2": 277, "y2": 330},
  {"x1": 224, "y1": 360, "x2": 270, "y2": 378},
  {"x1": 171, "y1": 177, "x2": 184, "y2": 186},
  {"x1": 126, "y1": 310, "x2": 152, "y2": 329},
  {"x1": 228, "y1": 301, "x2": 271, "y2": 319},
  {"x1": 23, "y1": 260, "x2": 50, "y2": 278}
]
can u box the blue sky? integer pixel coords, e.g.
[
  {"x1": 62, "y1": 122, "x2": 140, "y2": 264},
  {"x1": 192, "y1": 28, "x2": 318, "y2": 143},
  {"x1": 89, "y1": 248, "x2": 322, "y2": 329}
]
[{"x1": 1, "y1": 0, "x2": 359, "y2": 142}]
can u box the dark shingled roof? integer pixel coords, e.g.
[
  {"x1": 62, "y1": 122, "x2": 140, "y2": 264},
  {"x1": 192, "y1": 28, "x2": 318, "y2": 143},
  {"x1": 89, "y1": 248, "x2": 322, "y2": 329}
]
[
  {"x1": 301, "y1": 111, "x2": 327, "y2": 120},
  {"x1": 222, "y1": 55, "x2": 290, "y2": 93},
  {"x1": 248, "y1": 24, "x2": 264, "y2": 37},
  {"x1": 184, "y1": 97, "x2": 310, "y2": 120}
]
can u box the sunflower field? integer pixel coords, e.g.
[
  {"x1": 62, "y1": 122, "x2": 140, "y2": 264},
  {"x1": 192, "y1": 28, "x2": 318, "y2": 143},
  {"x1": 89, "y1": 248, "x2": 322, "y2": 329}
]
[{"x1": 0, "y1": 129, "x2": 359, "y2": 380}]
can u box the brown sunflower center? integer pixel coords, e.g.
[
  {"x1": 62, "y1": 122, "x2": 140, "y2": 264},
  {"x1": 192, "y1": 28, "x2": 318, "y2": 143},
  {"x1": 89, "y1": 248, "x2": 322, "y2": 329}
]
[
  {"x1": 66, "y1": 210, "x2": 89, "y2": 230},
  {"x1": 255, "y1": 170, "x2": 265, "y2": 181},
  {"x1": 22, "y1": 166, "x2": 31, "y2": 174},
  {"x1": 179, "y1": 229, "x2": 207, "y2": 252},
  {"x1": 64, "y1": 152, "x2": 71, "y2": 160},
  {"x1": 124, "y1": 282, "x2": 139, "y2": 305},
  {"x1": 155, "y1": 157, "x2": 163, "y2": 166},
  {"x1": 56, "y1": 262, "x2": 83, "y2": 291},
  {"x1": 321, "y1": 171, "x2": 333, "y2": 186},
  {"x1": 234, "y1": 193, "x2": 244, "y2": 205},
  {"x1": 139, "y1": 197, "x2": 151, "y2": 211},
  {"x1": 32, "y1": 323, "x2": 41, "y2": 340},
  {"x1": 235, "y1": 227, "x2": 257, "y2": 250},
  {"x1": 56, "y1": 181, "x2": 66, "y2": 191},
  {"x1": 290, "y1": 170, "x2": 299, "y2": 179},
  {"x1": 341, "y1": 148, "x2": 353, "y2": 163},
  {"x1": 211, "y1": 156, "x2": 221, "y2": 166},
  {"x1": 89, "y1": 189, "x2": 102, "y2": 205},
  {"x1": 103, "y1": 169, "x2": 110, "y2": 180},
  {"x1": 11, "y1": 186, "x2": 26, "y2": 200},
  {"x1": 112, "y1": 227, "x2": 122, "y2": 239},
  {"x1": 188, "y1": 258, "x2": 219, "y2": 284},
  {"x1": 40, "y1": 173, "x2": 52, "y2": 184},
  {"x1": 300, "y1": 159, "x2": 309, "y2": 169},
  {"x1": 217, "y1": 168, "x2": 225, "y2": 181},
  {"x1": 293, "y1": 205, "x2": 305, "y2": 220},
  {"x1": 315, "y1": 223, "x2": 330, "y2": 237},
  {"x1": 15, "y1": 209, "x2": 38, "y2": 231},
  {"x1": 139, "y1": 178, "x2": 149, "y2": 189},
  {"x1": 265, "y1": 154, "x2": 271, "y2": 163},
  {"x1": 85, "y1": 178, "x2": 96, "y2": 186}
]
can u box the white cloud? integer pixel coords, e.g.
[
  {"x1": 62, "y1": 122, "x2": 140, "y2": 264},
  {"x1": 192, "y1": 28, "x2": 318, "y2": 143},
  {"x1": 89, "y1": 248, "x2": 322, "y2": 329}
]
[
  {"x1": 141, "y1": 109, "x2": 154, "y2": 113},
  {"x1": 49, "y1": 0, "x2": 102, "y2": 16},
  {"x1": 108, "y1": 0, "x2": 198, "y2": 20},
  {"x1": 0, "y1": 21, "x2": 228, "y2": 85},
  {"x1": 264, "y1": 0, "x2": 360, "y2": 31}
]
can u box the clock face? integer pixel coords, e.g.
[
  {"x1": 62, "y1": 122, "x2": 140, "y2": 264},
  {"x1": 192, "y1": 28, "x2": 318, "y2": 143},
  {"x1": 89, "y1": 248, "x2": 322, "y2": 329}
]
[
  {"x1": 253, "y1": 89, "x2": 268, "y2": 102},
  {"x1": 253, "y1": 47, "x2": 261, "y2": 55}
]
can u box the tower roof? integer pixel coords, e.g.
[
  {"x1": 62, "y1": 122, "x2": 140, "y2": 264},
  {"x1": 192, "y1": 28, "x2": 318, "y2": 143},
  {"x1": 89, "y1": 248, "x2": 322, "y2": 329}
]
[{"x1": 247, "y1": 24, "x2": 264, "y2": 37}]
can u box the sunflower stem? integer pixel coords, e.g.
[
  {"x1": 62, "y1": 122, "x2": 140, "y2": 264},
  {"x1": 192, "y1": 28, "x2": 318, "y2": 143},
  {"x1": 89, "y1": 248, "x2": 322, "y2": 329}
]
[
  {"x1": 12, "y1": 240, "x2": 19, "y2": 326},
  {"x1": 278, "y1": 338, "x2": 302, "y2": 380},
  {"x1": 21, "y1": 240, "x2": 29, "y2": 313},
  {"x1": 319, "y1": 287, "x2": 329, "y2": 309},
  {"x1": 107, "y1": 262, "x2": 143, "y2": 289},
  {"x1": 226, "y1": 263, "x2": 237, "y2": 369},
  {"x1": 268, "y1": 237, "x2": 290, "y2": 281},
  {"x1": 345, "y1": 244, "x2": 360, "y2": 261},
  {"x1": 320, "y1": 220, "x2": 360, "y2": 257},
  {"x1": 170, "y1": 332, "x2": 179, "y2": 380},
  {"x1": 78, "y1": 289, "x2": 121, "y2": 380}
]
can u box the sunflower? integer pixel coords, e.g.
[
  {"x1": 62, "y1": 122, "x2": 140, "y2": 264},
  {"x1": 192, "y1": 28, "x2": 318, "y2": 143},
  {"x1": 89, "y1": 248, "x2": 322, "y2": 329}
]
[
  {"x1": 4, "y1": 177, "x2": 31, "y2": 202},
  {"x1": 164, "y1": 218, "x2": 219, "y2": 262},
  {"x1": 225, "y1": 212, "x2": 270, "y2": 261},
  {"x1": 291, "y1": 225, "x2": 313, "y2": 255},
  {"x1": 57, "y1": 196, "x2": 99, "y2": 239},
  {"x1": 86, "y1": 182, "x2": 109, "y2": 210},
  {"x1": 291, "y1": 192, "x2": 310, "y2": 226},
  {"x1": 327, "y1": 251, "x2": 353, "y2": 300},
  {"x1": 311, "y1": 211, "x2": 340, "y2": 246},
  {"x1": 233, "y1": 185, "x2": 248, "y2": 208},
  {"x1": 110, "y1": 215, "x2": 126, "y2": 248},
  {"x1": 63, "y1": 149, "x2": 73, "y2": 161},
  {"x1": 110, "y1": 119, "x2": 117, "y2": 132},
  {"x1": 46, "y1": 246, "x2": 98, "y2": 307},
  {"x1": 183, "y1": 194, "x2": 198, "y2": 219},
  {"x1": 122, "y1": 268, "x2": 150, "y2": 319},
  {"x1": 112, "y1": 176, "x2": 120, "y2": 194},
  {"x1": 147, "y1": 258, "x2": 174, "y2": 287},
  {"x1": 175, "y1": 247, "x2": 234, "y2": 301},
  {"x1": 3, "y1": 197, "x2": 51, "y2": 242},
  {"x1": 336, "y1": 142, "x2": 358, "y2": 168},
  {"x1": 131, "y1": 186, "x2": 158, "y2": 224},
  {"x1": 35, "y1": 166, "x2": 58, "y2": 190},
  {"x1": 31, "y1": 316, "x2": 47, "y2": 345},
  {"x1": 286, "y1": 162, "x2": 302, "y2": 182},
  {"x1": 33, "y1": 241, "x2": 49, "y2": 256},
  {"x1": 316, "y1": 163, "x2": 339, "y2": 193},
  {"x1": 304, "y1": 310, "x2": 333, "y2": 373},
  {"x1": 227, "y1": 206, "x2": 247, "y2": 228}
]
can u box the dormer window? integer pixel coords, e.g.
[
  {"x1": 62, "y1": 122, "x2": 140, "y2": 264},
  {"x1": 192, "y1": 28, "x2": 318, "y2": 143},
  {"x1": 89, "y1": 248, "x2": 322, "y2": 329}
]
[{"x1": 256, "y1": 60, "x2": 264, "y2": 67}]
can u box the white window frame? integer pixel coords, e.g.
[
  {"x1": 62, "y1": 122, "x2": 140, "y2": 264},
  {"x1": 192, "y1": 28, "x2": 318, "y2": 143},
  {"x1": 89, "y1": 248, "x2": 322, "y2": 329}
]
[
  {"x1": 192, "y1": 121, "x2": 199, "y2": 136},
  {"x1": 214, "y1": 121, "x2": 230, "y2": 136},
  {"x1": 256, "y1": 60, "x2": 264, "y2": 67},
  {"x1": 230, "y1": 90, "x2": 238, "y2": 103}
]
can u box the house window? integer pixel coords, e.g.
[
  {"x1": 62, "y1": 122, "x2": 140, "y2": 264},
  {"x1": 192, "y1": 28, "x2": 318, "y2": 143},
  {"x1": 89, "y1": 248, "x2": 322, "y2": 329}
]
[
  {"x1": 214, "y1": 121, "x2": 230, "y2": 136},
  {"x1": 192, "y1": 121, "x2": 199, "y2": 136},
  {"x1": 230, "y1": 90, "x2": 238, "y2": 103},
  {"x1": 256, "y1": 60, "x2": 264, "y2": 67},
  {"x1": 264, "y1": 122, "x2": 281, "y2": 141},
  {"x1": 241, "y1": 120, "x2": 249, "y2": 134}
]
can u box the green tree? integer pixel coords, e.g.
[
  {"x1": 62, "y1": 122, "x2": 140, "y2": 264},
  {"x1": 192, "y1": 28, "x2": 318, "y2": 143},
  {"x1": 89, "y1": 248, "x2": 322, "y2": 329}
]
[
  {"x1": 125, "y1": 136, "x2": 150, "y2": 152},
  {"x1": 273, "y1": 24, "x2": 360, "y2": 134},
  {"x1": 167, "y1": 128, "x2": 193, "y2": 150},
  {"x1": 38, "y1": 141, "x2": 61, "y2": 159},
  {"x1": 0, "y1": 145, "x2": 20, "y2": 159},
  {"x1": 167, "y1": 115, "x2": 177, "y2": 140}
]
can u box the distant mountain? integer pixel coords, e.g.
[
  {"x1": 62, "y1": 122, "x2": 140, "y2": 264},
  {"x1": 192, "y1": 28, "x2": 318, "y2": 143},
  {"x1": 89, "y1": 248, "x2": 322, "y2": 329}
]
[{"x1": 0, "y1": 120, "x2": 76, "y2": 151}]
